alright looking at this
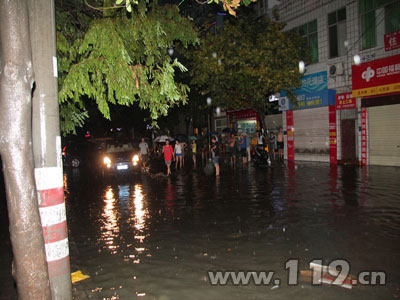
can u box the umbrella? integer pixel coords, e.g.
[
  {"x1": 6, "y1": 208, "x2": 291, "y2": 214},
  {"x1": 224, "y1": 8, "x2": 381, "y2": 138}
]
[
  {"x1": 222, "y1": 127, "x2": 237, "y2": 134},
  {"x1": 154, "y1": 135, "x2": 172, "y2": 143},
  {"x1": 206, "y1": 131, "x2": 218, "y2": 136},
  {"x1": 188, "y1": 136, "x2": 197, "y2": 140},
  {"x1": 174, "y1": 133, "x2": 189, "y2": 143}
]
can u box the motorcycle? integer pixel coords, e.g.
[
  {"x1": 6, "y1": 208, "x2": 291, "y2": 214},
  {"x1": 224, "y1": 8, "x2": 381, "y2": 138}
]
[{"x1": 252, "y1": 144, "x2": 271, "y2": 167}]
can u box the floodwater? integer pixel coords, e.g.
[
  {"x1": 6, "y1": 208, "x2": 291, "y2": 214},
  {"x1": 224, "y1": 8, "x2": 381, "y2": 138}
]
[{"x1": 1, "y1": 160, "x2": 400, "y2": 299}]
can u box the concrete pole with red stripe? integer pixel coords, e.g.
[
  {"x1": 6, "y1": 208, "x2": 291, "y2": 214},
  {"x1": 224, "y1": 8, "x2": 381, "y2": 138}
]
[{"x1": 29, "y1": 0, "x2": 72, "y2": 298}]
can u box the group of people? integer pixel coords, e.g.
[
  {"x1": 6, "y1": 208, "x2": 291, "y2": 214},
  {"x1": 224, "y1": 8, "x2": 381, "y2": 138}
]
[
  {"x1": 160, "y1": 137, "x2": 220, "y2": 176},
  {"x1": 264, "y1": 127, "x2": 285, "y2": 162},
  {"x1": 161, "y1": 139, "x2": 201, "y2": 175},
  {"x1": 140, "y1": 127, "x2": 285, "y2": 176},
  {"x1": 226, "y1": 128, "x2": 285, "y2": 165}
]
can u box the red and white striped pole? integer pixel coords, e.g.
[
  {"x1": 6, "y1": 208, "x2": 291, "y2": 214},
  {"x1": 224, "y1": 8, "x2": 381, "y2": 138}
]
[
  {"x1": 29, "y1": 0, "x2": 72, "y2": 297},
  {"x1": 35, "y1": 166, "x2": 71, "y2": 298}
]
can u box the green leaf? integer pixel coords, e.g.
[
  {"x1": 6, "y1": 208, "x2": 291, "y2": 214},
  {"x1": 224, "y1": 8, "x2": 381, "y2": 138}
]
[{"x1": 57, "y1": 2, "x2": 198, "y2": 135}]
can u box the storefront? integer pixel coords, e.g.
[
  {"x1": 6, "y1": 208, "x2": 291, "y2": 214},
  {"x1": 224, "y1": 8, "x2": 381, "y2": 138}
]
[
  {"x1": 281, "y1": 71, "x2": 336, "y2": 162},
  {"x1": 335, "y1": 92, "x2": 358, "y2": 164},
  {"x1": 352, "y1": 53, "x2": 400, "y2": 167},
  {"x1": 227, "y1": 109, "x2": 260, "y2": 134}
]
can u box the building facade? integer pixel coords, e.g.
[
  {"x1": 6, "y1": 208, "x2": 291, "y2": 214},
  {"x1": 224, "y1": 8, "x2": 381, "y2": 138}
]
[{"x1": 260, "y1": 0, "x2": 400, "y2": 166}]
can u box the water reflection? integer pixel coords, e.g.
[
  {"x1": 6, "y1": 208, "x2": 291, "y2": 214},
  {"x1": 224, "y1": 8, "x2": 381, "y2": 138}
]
[
  {"x1": 165, "y1": 179, "x2": 176, "y2": 218},
  {"x1": 88, "y1": 181, "x2": 152, "y2": 262},
  {"x1": 286, "y1": 161, "x2": 296, "y2": 208},
  {"x1": 132, "y1": 184, "x2": 148, "y2": 251},
  {"x1": 133, "y1": 185, "x2": 145, "y2": 231},
  {"x1": 341, "y1": 165, "x2": 359, "y2": 205},
  {"x1": 101, "y1": 187, "x2": 119, "y2": 254},
  {"x1": 62, "y1": 163, "x2": 400, "y2": 300}
]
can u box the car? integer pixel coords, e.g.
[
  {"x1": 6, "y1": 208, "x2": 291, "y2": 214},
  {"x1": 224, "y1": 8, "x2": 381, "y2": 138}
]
[
  {"x1": 100, "y1": 141, "x2": 141, "y2": 176},
  {"x1": 62, "y1": 138, "x2": 100, "y2": 169}
]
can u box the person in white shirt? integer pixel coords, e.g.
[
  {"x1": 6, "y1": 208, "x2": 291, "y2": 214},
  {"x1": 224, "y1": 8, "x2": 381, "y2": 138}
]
[
  {"x1": 139, "y1": 138, "x2": 149, "y2": 168},
  {"x1": 174, "y1": 140, "x2": 183, "y2": 170}
]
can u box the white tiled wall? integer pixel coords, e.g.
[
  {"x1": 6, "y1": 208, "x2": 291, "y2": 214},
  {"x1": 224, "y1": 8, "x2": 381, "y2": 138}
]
[{"x1": 274, "y1": 0, "x2": 400, "y2": 93}]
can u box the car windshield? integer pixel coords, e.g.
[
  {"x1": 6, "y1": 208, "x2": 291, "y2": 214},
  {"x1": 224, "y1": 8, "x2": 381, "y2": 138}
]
[{"x1": 106, "y1": 142, "x2": 134, "y2": 153}]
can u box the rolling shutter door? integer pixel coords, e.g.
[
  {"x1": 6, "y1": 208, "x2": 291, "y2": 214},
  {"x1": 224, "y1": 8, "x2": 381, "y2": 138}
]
[
  {"x1": 293, "y1": 107, "x2": 329, "y2": 161},
  {"x1": 368, "y1": 104, "x2": 400, "y2": 166}
]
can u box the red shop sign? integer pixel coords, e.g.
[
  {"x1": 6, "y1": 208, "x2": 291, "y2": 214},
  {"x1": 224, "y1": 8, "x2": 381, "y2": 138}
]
[
  {"x1": 228, "y1": 109, "x2": 258, "y2": 121},
  {"x1": 385, "y1": 30, "x2": 400, "y2": 51},
  {"x1": 352, "y1": 54, "x2": 400, "y2": 97},
  {"x1": 361, "y1": 108, "x2": 368, "y2": 166},
  {"x1": 335, "y1": 92, "x2": 356, "y2": 110},
  {"x1": 286, "y1": 111, "x2": 294, "y2": 161},
  {"x1": 329, "y1": 106, "x2": 337, "y2": 164}
]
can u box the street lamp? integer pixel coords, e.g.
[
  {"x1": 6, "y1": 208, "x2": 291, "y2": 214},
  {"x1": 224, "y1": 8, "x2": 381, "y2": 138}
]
[
  {"x1": 353, "y1": 54, "x2": 361, "y2": 66},
  {"x1": 299, "y1": 60, "x2": 305, "y2": 74}
]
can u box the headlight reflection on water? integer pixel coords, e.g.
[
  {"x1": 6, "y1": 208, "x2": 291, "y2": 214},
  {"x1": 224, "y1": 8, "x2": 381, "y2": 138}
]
[
  {"x1": 132, "y1": 184, "x2": 149, "y2": 256},
  {"x1": 100, "y1": 185, "x2": 149, "y2": 258},
  {"x1": 101, "y1": 187, "x2": 119, "y2": 254}
]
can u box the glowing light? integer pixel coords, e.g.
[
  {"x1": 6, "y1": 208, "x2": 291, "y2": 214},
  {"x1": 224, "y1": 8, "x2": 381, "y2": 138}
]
[
  {"x1": 102, "y1": 187, "x2": 119, "y2": 253},
  {"x1": 168, "y1": 48, "x2": 174, "y2": 56},
  {"x1": 63, "y1": 173, "x2": 69, "y2": 194},
  {"x1": 354, "y1": 54, "x2": 361, "y2": 66},
  {"x1": 132, "y1": 154, "x2": 139, "y2": 162},
  {"x1": 105, "y1": 189, "x2": 114, "y2": 200},
  {"x1": 104, "y1": 156, "x2": 111, "y2": 164},
  {"x1": 299, "y1": 61, "x2": 305, "y2": 73},
  {"x1": 216, "y1": 107, "x2": 221, "y2": 116},
  {"x1": 206, "y1": 97, "x2": 212, "y2": 106},
  {"x1": 133, "y1": 185, "x2": 146, "y2": 231}
]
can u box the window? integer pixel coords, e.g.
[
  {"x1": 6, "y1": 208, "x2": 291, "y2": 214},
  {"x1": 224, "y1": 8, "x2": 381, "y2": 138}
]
[
  {"x1": 328, "y1": 7, "x2": 347, "y2": 58},
  {"x1": 215, "y1": 118, "x2": 227, "y2": 135},
  {"x1": 360, "y1": 0, "x2": 400, "y2": 49},
  {"x1": 385, "y1": 1, "x2": 400, "y2": 33},
  {"x1": 294, "y1": 20, "x2": 319, "y2": 63},
  {"x1": 237, "y1": 120, "x2": 256, "y2": 134}
]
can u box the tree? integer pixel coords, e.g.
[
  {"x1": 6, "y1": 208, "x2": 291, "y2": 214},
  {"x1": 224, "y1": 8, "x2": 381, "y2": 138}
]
[
  {"x1": 115, "y1": 0, "x2": 257, "y2": 16},
  {"x1": 56, "y1": 1, "x2": 199, "y2": 134},
  {"x1": 0, "y1": 0, "x2": 52, "y2": 299},
  {"x1": 1, "y1": 1, "x2": 197, "y2": 298},
  {"x1": 189, "y1": 11, "x2": 307, "y2": 130}
]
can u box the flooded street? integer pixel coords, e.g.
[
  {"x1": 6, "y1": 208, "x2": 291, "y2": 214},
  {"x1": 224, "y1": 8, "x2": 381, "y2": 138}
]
[{"x1": 1, "y1": 161, "x2": 400, "y2": 299}]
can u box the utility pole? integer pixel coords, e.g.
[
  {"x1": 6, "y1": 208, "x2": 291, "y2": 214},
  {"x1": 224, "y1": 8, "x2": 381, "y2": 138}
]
[{"x1": 29, "y1": 0, "x2": 72, "y2": 299}]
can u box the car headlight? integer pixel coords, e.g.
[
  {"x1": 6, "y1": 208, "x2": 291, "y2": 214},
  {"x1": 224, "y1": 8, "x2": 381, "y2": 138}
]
[
  {"x1": 104, "y1": 156, "x2": 111, "y2": 164},
  {"x1": 132, "y1": 154, "x2": 139, "y2": 162}
]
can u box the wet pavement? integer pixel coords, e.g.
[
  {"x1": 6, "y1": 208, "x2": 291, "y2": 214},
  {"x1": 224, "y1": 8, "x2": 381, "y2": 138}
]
[{"x1": 1, "y1": 159, "x2": 400, "y2": 299}]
